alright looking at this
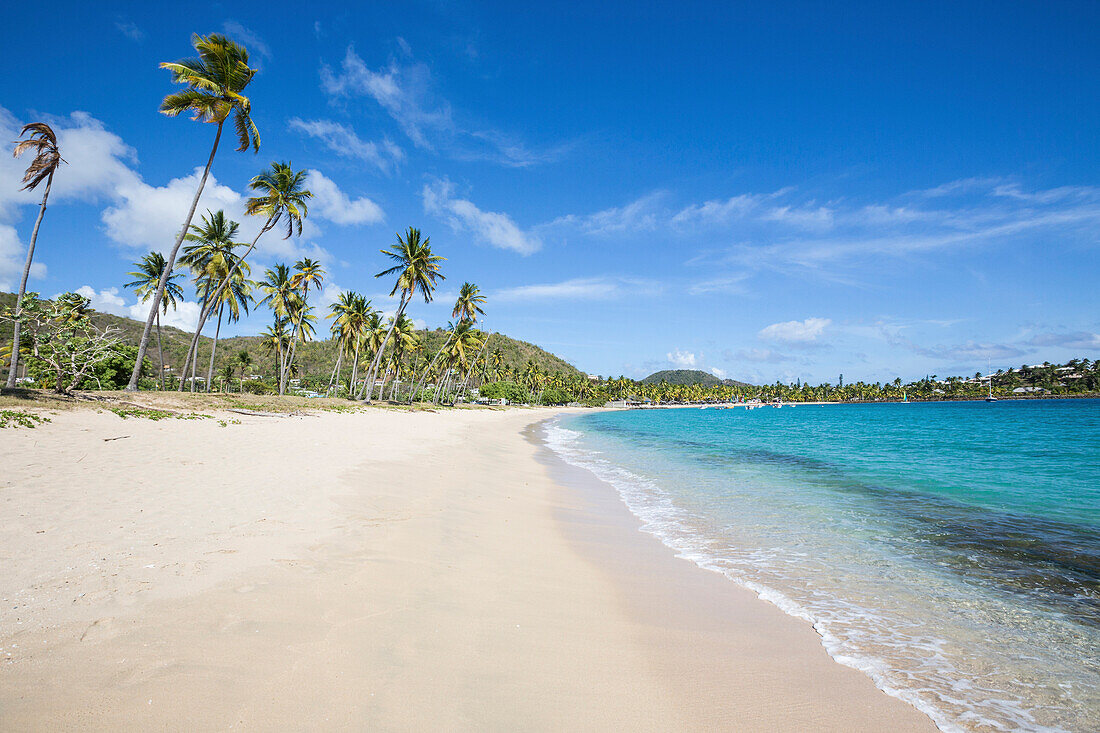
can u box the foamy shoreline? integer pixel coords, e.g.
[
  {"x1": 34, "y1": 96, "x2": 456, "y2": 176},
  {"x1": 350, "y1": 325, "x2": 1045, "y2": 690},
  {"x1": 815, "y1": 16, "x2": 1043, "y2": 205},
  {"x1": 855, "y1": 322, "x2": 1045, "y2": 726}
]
[{"x1": 1, "y1": 405, "x2": 935, "y2": 730}]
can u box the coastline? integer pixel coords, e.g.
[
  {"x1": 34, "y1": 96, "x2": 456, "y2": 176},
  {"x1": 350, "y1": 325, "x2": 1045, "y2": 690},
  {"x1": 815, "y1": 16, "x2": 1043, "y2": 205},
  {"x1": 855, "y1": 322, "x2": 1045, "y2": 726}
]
[{"x1": 2, "y1": 405, "x2": 934, "y2": 730}]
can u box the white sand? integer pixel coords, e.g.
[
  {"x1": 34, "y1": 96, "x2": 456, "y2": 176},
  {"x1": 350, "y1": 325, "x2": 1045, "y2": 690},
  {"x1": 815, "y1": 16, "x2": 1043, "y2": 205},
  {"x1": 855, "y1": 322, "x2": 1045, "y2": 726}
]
[{"x1": 0, "y1": 406, "x2": 937, "y2": 730}]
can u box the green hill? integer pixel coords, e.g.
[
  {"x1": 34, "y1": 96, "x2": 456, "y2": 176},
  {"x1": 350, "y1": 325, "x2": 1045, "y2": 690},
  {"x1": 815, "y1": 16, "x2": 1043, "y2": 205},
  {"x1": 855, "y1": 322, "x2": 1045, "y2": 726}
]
[
  {"x1": 0, "y1": 291, "x2": 582, "y2": 382},
  {"x1": 642, "y1": 369, "x2": 753, "y2": 388}
]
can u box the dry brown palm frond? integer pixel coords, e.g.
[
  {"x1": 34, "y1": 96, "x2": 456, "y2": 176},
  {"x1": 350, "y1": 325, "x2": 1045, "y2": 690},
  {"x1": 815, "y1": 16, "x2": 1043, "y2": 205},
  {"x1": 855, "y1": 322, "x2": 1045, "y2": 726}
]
[{"x1": 12, "y1": 122, "x2": 65, "y2": 191}]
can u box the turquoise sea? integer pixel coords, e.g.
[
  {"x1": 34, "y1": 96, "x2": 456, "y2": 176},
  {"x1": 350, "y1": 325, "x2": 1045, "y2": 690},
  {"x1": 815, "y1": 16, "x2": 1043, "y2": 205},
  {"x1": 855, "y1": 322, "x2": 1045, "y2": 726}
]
[{"x1": 545, "y1": 400, "x2": 1100, "y2": 732}]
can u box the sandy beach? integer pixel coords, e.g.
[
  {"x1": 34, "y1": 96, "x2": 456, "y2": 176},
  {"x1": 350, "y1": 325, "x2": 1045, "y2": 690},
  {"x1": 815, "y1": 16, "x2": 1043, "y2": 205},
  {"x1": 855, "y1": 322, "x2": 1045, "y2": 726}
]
[{"x1": 0, "y1": 404, "x2": 937, "y2": 731}]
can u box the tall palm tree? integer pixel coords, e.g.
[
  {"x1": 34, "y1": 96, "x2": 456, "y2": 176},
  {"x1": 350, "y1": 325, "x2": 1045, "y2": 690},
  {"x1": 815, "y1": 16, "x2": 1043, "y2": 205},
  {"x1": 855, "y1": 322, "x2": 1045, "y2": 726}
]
[
  {"x1": 176, "y1": 209, "x2": 243, "y2": 390},
  {"x1": 6, "y1": 123, "x2": 64, "y2": 389},
  {"x1": 128, "y1": 33, "x2": 261, "y2": 391},
  {"x1": 359, "y1": 228, "x2": 445, "y2": 401},
  {"x1": 125, "y1": 252, "x2": 184, "y2": 390},
  {"x1": 281, "y1": 258, "x2": 324, "y2": 394},
  {"x1": 177, "y1": 162, "x2": 311, "y2": 390}
]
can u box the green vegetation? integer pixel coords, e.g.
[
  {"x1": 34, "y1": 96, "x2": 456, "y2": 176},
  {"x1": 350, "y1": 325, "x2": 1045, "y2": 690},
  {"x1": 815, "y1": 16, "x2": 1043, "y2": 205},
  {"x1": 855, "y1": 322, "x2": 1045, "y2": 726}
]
[
  {"x1": 641, "y1": 369, "x2": 752, "y2": 388},
  {"x1": 0, "y1": 410, "x2": 50, "y2": 428}
]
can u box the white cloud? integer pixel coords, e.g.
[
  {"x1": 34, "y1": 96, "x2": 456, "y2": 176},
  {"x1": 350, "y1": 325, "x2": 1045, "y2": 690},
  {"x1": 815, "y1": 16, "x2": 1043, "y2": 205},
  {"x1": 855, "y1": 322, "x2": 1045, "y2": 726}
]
[
  {"x1": 759, "y1": 317, "x2": 831, "y2": 343},
  {"x1": 496, "y1": 277, "x2": 619, "y2": 301},
  {"x1": 305, "y1": 170, "x2": 385, "y2": 226},
  {"x1": 321, "y1": 46, "x2": 450, "y2": 150},
  {"x1": 69, "y1": 285, "x2": 201, "y2": 332},
  {"x1": 667, "y1": 349, "x2": 696, "y2": 368},
  {"x1": 320, "y1": 45, "x2": 565, "y2": 167},
  {"x1": 115, "y1": 19, "x2": 144, "y2": 42},
  {"x1": 102, "y1": 167, "x2": 247, "y2": 253},
  {"x1": 0, "y1": 223, "x2": 45, "y2": 292},
  {"x1": 423, "y1": 178, "x2": 540, "y2": 255},
  {"x1": 548, "y1": 192, "x2": 666, "y2": 236},
  {"x1": 222, "y1": 21, "x2": 272, "y2": 61},
  {"x1": 288, "y1": 118, "x2": 403, "y2": 173},
  {"x1": 709, "y1": 367, "x2": 727, "y2": 379}
]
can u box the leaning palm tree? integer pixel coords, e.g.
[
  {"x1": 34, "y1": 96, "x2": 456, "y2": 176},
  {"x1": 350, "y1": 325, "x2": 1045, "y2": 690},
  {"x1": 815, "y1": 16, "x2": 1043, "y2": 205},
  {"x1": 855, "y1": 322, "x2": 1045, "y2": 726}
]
[
  {"x1": 6, "y1": 123, "x2": 64, "y2": 389},
  {"x1": 128, "y1": 33, "x2": 261, "y2": 391},
  {"x1": 176, "y1": 162, "x2": 312, "y2": 392},
  {"x1": 359, "y1": 228, "x2": 445, "y2": 401},
  {"x1": 125, "y1": 252, "x2": 184, "y2": 390}
]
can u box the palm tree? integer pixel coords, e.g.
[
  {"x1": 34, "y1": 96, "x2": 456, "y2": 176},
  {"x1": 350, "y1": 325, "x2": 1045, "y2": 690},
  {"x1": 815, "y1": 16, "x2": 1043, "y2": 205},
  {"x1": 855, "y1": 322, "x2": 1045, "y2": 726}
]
[
  {"x1": 346, "y1": 295, "x2": 374, "y2": 397},
  {"x1": 257, "y1": 264, "x2": 299, "y2": 394},
  {"x1": 125, "y1": 252, "x2": 184, "y2": 390},
  {"x1": 260, "y1": 317, "x2": 290, "y2": 384},
  {"x1": 359, "y1": 228, "x2": 445, "y2": 401},
  {"x1": 327, "y1": 291, "x2": 369, "y2": 395},
  {"x1": 176, "y1": 209, "x2": 244, "y2": 390},
  {"x1": 281, "y1": 258, "x2": 325, "y2": 394},
  {"x1": 284, "y1": 302, "x2": 317, "y2": 392},
  {"x1": 409, "y1": 282, "x2": 484, "y2": 402},
  {"x1": 127, "y1": 33, "x2": 261, "y2": 391},
  {"x1": 177, "y1": 162, "x2": 311, "y2": 391},
  {"x1": 436, "y1": 320, "x2": 483, "y2": 403},
  {"x1": 235, "y1": 350, "x2": 253, "y2": 392},
  {"x1": 6, "y1": 123, "x2": 64, "y2": 389},
  {"x1": 202, "y1": 258, "x2": 252, "y2": 392},
  {"x1": 382, "y1": 314, "x2": 419, "y2": 400}
]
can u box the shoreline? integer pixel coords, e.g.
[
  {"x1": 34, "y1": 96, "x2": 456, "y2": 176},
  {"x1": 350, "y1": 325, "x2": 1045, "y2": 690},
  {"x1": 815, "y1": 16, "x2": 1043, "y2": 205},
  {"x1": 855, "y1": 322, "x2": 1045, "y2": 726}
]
[
  {"x1": 528, "y1": 415, "x2": 939, "y2": 732},
  {"x1": 2, "y1": 406, "x2": 935, "y2": 730}
]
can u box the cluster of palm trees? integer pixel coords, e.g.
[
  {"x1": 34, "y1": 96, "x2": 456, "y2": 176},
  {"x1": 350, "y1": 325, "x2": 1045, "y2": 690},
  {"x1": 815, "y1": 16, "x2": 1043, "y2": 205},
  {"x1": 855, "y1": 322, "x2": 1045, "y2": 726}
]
[{"x1": 1, "y1": 31, "x2": 493, "y2": 404}]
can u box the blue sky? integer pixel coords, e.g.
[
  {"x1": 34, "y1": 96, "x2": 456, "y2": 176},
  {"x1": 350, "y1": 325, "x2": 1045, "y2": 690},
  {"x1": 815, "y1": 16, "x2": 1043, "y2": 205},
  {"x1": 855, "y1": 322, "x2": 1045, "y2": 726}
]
[{"x1": 2, "y1": 1, "x2": 1099, "y2": 383}]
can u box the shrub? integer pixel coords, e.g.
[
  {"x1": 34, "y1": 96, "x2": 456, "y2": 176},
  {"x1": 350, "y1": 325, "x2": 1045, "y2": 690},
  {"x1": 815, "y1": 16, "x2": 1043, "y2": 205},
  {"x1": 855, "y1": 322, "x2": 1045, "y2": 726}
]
[
  {"x1": 478, "y1": 380, "x2": 531, "y2": 403},
  {"x1": 241, "y1": 379, "x2": 275, "y2": 395}
]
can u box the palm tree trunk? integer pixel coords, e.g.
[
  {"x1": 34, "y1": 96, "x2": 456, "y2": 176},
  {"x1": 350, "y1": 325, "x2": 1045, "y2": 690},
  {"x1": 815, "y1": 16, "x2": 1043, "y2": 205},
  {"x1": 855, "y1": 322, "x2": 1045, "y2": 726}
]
[
  {"x1": 327, "y1": 347, "x2": 344, "y2": 395},
  {"x1": 154, "y1": 310, "x2": 165, "y2": 391},
  {"x1": 360, "y1": 293, "x2": 408, "y2": 402},
  {"x1": 5, "y1": 171, "x2": 54, "y2": 390},
  {"x1": 178, "y1": 214, "x2": 275, "y2": 388},
  {"x1": 348, "y1": 334, "x2": 361, "y2": 400},
  {"x1": 281, "y1": 314, "x2": 302, "y2": 396},
  {"x1": 127, "y1": 121, "x2": 224, "y2": 391},
  {"x1": 205, "y1": 303, "x2": 224, "y2": 393},
  {"x1": 178, "y1": 290, "x2": 210, "y2": 392}
]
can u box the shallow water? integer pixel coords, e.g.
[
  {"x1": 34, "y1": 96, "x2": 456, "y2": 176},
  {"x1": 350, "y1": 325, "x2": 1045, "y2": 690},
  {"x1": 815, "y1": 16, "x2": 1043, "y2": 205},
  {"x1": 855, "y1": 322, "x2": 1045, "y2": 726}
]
[{"x1": 546, "y1": 400, "x2": 1100, "y2": 732}]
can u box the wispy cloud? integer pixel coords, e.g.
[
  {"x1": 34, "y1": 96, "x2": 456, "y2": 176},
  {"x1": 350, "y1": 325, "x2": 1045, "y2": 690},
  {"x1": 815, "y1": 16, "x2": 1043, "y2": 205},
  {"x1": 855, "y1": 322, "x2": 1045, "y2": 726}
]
[
  {"x1": 115, "y1": 19, "x2": 144, "y2": 42},
  {"x1": 320, "y1": 44, "x2": 567, "y2": 167},
  {"x1": 546, "y1": 192, "x2": 666, "y2": 235},
  {"x1": 222, "y1": 20, "x2": 272, "y2": 61},
  {"x1": 495, "y1": 276, "x2": 660, "y2": 302},
  {"x1": 422, "y1": 178, "x2": 540, "y2": 255},
  {"x1": 288, "y1": 118, "x2": 403, "y2": 173}
]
